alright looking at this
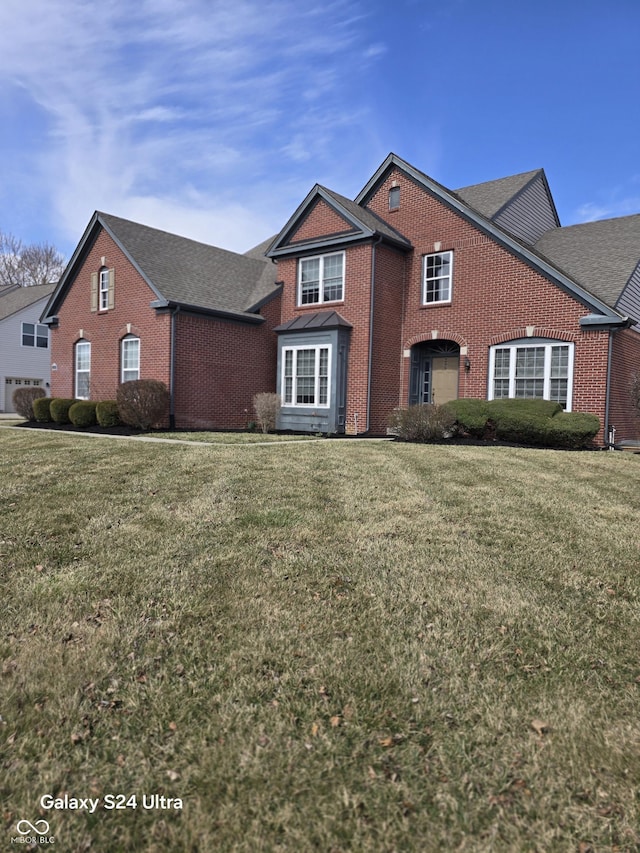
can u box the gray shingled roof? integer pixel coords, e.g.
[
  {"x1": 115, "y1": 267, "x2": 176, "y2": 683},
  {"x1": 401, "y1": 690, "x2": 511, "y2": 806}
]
[
  {"x1": 534, "y1": 215, "x2": 640, "y2": 307},
  {"x1": 0, "y1": 282, "x2": 56, "y2": 321},
  {"x1": 454, "y1": 170, "x2": 543, "y2": 219},
  {"x1": 97, "y1": 213, "x2": 279, "y2": 317}
]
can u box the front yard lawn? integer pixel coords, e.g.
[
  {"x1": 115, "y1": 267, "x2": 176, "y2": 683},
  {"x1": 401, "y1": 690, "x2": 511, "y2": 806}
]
[{"x1": 1, "y1": 432, "x2": 639, "y2": 851}]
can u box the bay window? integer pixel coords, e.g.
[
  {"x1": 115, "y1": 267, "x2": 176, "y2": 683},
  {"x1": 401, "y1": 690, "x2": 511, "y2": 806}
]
[{"x1": 282, "y1": 345, "x2": 330, "y2": 407}]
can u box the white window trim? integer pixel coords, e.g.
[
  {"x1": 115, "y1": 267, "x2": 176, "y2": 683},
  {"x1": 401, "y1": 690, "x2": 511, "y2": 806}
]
[
  {"x1": 121, "y1": 336, "x2": 140, "y2": 383},
  {"x1": 99, "y1": 268, "x2": 110, "y2": 311},
  {"x1": 75, "y1": 340, "x2": 91, "y2": 400},
  {"x1": 488, "y1": 340, "x2": 574, "y2": 411},
  {"x1": 297, "y1": 252, "x2": 345, "y2": 306},
  {"x1": 281, "y1": 344, "x2": 331, "y2": 408},
  {"x1": 422, "y1": 250, "x2": 453, "y2": 305}
]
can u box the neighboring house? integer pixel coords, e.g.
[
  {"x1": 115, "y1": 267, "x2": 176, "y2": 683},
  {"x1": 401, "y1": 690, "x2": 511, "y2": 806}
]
[
  {"x1": 0, "y1": 282, "x2": 56, "y2": 413},
  {"x1": 40, "y1": 213, "x2": 281, "y2": 428},
  {"x1": 267, "y1": 154, "x2": 640, "y2": 441},
  {"x1": 42, "y1": 154, "x2": 640, "y2": 441}
]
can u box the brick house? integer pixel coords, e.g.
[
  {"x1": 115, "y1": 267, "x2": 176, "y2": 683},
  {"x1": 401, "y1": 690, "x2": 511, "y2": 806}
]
[
  {"x1": 41, "y1": 212, "x2": 282, "y2": 428},
  {"x1": 268, "y1": 154, "x2": 640, "y2": 442},
  {"x1": 42, "y1": 154, "x2": 640, "y2": 441}
]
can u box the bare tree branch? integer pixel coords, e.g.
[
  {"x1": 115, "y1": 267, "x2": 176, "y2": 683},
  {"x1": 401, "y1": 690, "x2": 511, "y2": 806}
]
[{"x1": 0, "y1": 230, "x2": 66, "y2": 287}]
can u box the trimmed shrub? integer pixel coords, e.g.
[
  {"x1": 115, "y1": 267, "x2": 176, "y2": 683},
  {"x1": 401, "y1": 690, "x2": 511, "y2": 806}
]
[
  {"x1": 253, "y1": 392, "x2": 281, "y2": 434},
  {"x1": 96, "y1": 400, "x2": 120, "y2": 428},
  {"x1": 389, "y1": 404, "x2": 456, "y2": 442},
  {"x1": 69, "y1": 400, "x2": 98, "y2": 428},
  {"x1": 544, "y1": 412, "x2": 600, "y2": 449},
  {"x1": 32, "y1": 396, "x2": 53, "y2": 423},
  {"x1": 12, "y1": 386, "x2": 46, "y2": 421},
  {"x1": 487, "y1": 398, "x2": 563, "y2": 420},
  {"x1": 492, "y1": 411, "x2": 550, "y2": 445},
  {"x1": 444, "y1": 399, "x2": 490, "y2": 437},
  {"x1": 116, "y1": 380, "x2": 169, "y2": 429},
  {"x1": 49, "y1": 398, "x2": 78, "y2": 425}
]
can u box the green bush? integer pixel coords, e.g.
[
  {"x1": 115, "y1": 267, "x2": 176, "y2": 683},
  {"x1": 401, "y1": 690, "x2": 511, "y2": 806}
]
[
  {"x1": 12, "y1": 386, "x2": 46, "y2": 421},
  {"x1": 543, "y1": 412, "x2": 600, "y2": 449},
  {"x1": 389, "y1": 404, "x2": 456, "y2": 442},
  {"x1": 116, "y1": 380, "x2": 169, "y2": 429},
  {"x1": 487, "y1": 398, "x2": 563, "y2": 420},
  {"x1": 443, "y1": 397, "x2": 599, "y2": 448},
  {"x1": 50, "y1": 398, "x2": 78, "y2": 425},
  {"x1": 96, "y1": 400, "x2": 120, "y2": 427},
  {"x1": 444, "y1": 399, "x2": 490, "y2": 437},
  {"x1": 32, "y1": 396, "x2": 52, "y2": 422},
  {"x1": 69, "y1": 400, "x2": 98, "y2": 428},
  {"x1": 492, "y1": 411, "x2": 550, "y2": 445}
]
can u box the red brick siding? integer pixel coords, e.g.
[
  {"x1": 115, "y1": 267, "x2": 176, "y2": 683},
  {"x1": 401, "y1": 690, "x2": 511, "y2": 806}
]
[
  {"x1": 609, "y1": 328, "x2": 640, "y2": 441},
  {"x1": 286, "y1": 198, "x2": 357, "y2": 245},
  {"x1": 49, "y1": 229, "x2": 171, "y2": 406},
  {"x1": 369, "y1": 244, "x2": 405, "y2": 434},
  {"x1": 365, "y1": 168, "x2": 611, "y2": 440},
  {"x1": 173, "y1": 296, "x2": 279, "y2": 429}
]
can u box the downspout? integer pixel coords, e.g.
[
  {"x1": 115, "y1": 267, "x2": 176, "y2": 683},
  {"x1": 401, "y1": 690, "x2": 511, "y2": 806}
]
[
  {"x1": 604, "y1": 329, "x2": 613, "y2": 447},
  {"x1": 169, "y1": 305, "x2": 180, "y2": 430},
  {"x1": 366, "y1": 235, "x2": 384, "y2": 433}
]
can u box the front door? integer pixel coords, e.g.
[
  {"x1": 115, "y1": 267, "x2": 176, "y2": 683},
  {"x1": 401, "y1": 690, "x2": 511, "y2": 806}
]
[
  {"x1": 431, "y1": 355, "x2": 459, "y2": 405},
  {"x1": 409, "y1": 342, "x2": 460, "y2": 406}
]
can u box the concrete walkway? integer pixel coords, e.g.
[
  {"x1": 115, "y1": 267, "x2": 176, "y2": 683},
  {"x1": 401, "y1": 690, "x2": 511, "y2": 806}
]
[{"x1": 0, "y1": 419, "x2": 391, "y2": 447}]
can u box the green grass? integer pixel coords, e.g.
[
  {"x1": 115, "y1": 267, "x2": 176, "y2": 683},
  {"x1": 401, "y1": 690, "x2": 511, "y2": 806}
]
[{"x1": 1, "y1": 431, "x2": 639, "y2": 852}]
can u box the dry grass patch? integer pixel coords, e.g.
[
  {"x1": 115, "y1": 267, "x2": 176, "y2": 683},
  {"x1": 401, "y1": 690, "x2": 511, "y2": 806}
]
[{"x1": 1, "y1": 433, "x2": 639, "y2": 851}]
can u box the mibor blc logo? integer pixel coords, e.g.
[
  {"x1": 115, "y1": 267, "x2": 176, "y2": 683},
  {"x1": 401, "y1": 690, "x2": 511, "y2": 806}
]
[
  {"x1": 16, "y1": 820, "x2": 50, "y2": 835},
  {"x1": 12, "y1": 819, "x2": 55, "y2": 845}
]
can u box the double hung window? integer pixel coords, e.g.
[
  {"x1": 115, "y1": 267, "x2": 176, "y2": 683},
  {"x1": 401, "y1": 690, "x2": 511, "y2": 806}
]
[
  {"x1": 99, "y1": 268, "x2": 110, "y2": 310},
  {"x1": 299, "y1": 253, "x2": 344, "y2": 305},
  {"x1": 75, "y1": 340, "x2": 91, "y2": 399},
  {"x1": 490, "y1": 341, "x2": 574, "y2": 409},
  {"x1": 121, "y1": 336, "x2": 140, "y2": 383},
  {"x1": 282, "y1": 345, "x2": 330, "y2": 407},
  {"x1": 422, "y1": 251, "x2": 453, "y2": 304}
]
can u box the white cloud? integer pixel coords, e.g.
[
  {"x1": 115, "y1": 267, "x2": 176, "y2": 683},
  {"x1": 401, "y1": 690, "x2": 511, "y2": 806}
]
[
  {"x1": 575, "y1": 195, "x2": 640, "y2": 223},
  {"x1": 0, "y1": 0, "x2": 387, "y2": 253}
]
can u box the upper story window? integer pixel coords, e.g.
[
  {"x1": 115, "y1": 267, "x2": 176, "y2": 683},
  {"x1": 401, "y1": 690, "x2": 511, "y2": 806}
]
[
  {"x1": 298, "y1": 252, "x2": 344, "y2": 305},
  {"x1": 21, "y1": 322, "x2": 49, "y2": 348},
  {"x1": 91, "y1": 267, "x2": 115, "y2": 312},
  {"x1": 75, "y1": 340, "x2": 91, "y2": 400},
  {"x1": 99, "y1": 268, "x2": 110, "y2": 310},
  {"x1": 489, "y1": 340, "x2": 574, "y2": 410},
  {"x1": 422, "y1": 251, "x2": 453, "y2": 305},
  {"x1": 121, "y1": 335, "x2": 140, "y2": 383},
  {"x1": 389, "y1": 186, "x2": 400, "y2": 210}
]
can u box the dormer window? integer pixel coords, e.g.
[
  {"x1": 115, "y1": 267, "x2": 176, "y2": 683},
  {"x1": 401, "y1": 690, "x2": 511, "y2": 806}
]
[{"x1": 389, "y1": 186, "x2": 400, "y2": 210}]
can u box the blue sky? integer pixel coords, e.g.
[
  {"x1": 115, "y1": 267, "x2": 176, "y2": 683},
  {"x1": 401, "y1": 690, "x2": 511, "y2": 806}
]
[{"x1": 1, "y1": 0, "x2": 639, "y2": 259}]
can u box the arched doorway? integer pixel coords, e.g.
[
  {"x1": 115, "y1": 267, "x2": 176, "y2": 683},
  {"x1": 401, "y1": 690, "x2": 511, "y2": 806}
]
[{"x1": 409, "y1": 340, "x2": 460, "y2": 406}]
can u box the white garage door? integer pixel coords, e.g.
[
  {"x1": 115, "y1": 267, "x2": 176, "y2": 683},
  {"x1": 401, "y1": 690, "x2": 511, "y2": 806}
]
[{"x1": 4, "y1": 378, "x2": 44, "y2": 413}]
